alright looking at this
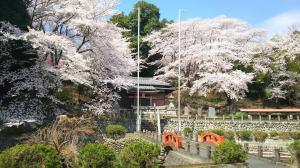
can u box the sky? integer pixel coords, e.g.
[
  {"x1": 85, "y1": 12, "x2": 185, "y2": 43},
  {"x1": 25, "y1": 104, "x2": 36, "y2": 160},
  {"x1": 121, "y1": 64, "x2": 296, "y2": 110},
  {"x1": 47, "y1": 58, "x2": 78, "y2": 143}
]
[{"x1": 116, "y1": 0, "x2": 300, "y2": 36}]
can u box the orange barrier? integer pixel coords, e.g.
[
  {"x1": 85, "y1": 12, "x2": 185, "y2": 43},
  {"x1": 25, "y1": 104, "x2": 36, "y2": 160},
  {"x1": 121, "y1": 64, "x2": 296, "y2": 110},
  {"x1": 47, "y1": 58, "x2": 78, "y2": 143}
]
[
  {"x1": 199, "y1": 132, "x2": 224, "y2": 145},
  {"x1": 163, "y1": 132, "x2": 183, "y2": 149}
]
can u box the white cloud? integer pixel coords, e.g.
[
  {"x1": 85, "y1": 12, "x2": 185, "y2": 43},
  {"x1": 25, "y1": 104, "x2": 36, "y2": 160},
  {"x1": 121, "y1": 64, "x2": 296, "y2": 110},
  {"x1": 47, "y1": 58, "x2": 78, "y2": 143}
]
[{"x1": 263, "y1": 10, "x2": 300, "y2": 36}]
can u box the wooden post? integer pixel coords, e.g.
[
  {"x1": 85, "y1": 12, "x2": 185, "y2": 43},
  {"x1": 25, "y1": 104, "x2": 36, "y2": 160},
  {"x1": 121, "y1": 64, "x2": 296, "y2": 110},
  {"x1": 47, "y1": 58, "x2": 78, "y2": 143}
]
[
  {"x1": 241, "y1": 115, "x2": 244, "y2": 121},
  {"x1": 204, "y1": 115, "x2": 207, "y2": 121},
  {"x1": 258, "y1": 145, "x2": 263, "y2": 158},
  {"x1": 297, "y1": 115, "x2": 299, "y2": 121},
  {"x1": 269, "y1": 115, "x2": 271, "y2": 121},
  {"x1": 223, "y1": 115, "x2": 225, "y2": 121},
  {"x1": 232, "y1": 115, "x2": 234, "y2": 121},
  {"x1": 250, "y1": 115, "x2": 253, "y2": 121},
  {"x1": 274, "y1": 148, "x2": 280, "y2": 162}
]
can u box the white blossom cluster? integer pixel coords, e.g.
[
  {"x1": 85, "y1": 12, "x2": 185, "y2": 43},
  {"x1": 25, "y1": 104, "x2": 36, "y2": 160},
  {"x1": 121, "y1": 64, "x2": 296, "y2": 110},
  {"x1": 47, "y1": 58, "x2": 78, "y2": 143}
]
[{"x1": 147, "y1": 16, "x2": 266, "y2": 100}]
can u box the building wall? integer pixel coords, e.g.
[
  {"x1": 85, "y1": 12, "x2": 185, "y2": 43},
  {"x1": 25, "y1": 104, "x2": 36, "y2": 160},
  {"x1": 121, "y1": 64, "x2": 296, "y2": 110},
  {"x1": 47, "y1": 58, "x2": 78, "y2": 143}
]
[{"x1": 120, "y1": 92, "x2": 167, "y2": 108}]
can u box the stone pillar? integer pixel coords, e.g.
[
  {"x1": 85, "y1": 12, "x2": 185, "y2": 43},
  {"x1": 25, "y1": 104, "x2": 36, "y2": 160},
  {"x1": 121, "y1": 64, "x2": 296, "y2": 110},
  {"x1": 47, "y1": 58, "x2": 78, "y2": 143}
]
[
  {"x1": 241, "y1": 115, "x2": 244, "y2": 121},
  {"x1": 297, "y1": 115, "x2": 300, "y2": 121},
  {"x1": 206, "y1": 146, "x2": 212, "y2": 159},
  {"x1": 274, "y1": 148, "x2": 280, "y2": 163},
  {"x1": 232, "y1": 115, "x2": 234, "y2": 121},
  {"x1": 259, "y1": 114, "x2": 262, "y2": 122},
  {"x1": 196, "y1": 114, "x2": 198, "y2": 120},
  {"x1": 204, "y1": 116, "x2": 207, "y2": 121},
  {"x1": 258, "y1": 146, "x2": 263, "y2": 158},
  {"x1": 250, "y1": 115, "x2": 253, "y2": 121},
  {"x1": 290, "y1": 114, "x2": 293, "y2": 120},
  {"x1": 278, "y1": 115, "x2": 281, "y2": 121},
  {"x1": 268, "y1": 115, "x2": 271, "y2": 121},
  {"x1": 187, "y1": 141, "x2": 190, "y2": 152},
  {"x1": 223, "y1": 115, "x2": 225, "y2": 121},
  {"x1": 196, "y1": 143, "x2": 200, "y2": 155},
  {"x1": 288, "y1": 115, "x2": 290, "y2": 121},
  {"x1": 244, "y1": 143, "x2": 249, "y2": 153}
]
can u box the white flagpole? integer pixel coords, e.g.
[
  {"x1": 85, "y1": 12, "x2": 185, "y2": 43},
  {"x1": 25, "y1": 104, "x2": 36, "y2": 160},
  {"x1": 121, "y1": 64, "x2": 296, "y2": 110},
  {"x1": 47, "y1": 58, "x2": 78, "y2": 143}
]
[
  {"x1": 136, "y1": 7, "x2": 141, "y2": 132},
  {"x1": 178, "y1": 8, "x2": 182, "y2": 133}
]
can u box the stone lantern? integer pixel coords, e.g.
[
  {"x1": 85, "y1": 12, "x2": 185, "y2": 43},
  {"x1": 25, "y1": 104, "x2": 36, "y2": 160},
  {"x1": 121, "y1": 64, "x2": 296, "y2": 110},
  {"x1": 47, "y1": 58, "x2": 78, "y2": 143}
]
[{"x1": 167, "y1": 94, "x2": 176, "y2": 116}]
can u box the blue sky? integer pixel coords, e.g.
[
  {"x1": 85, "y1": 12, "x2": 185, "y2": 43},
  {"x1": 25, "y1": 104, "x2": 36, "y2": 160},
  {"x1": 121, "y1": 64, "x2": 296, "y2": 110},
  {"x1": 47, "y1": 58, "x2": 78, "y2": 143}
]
[{"x1": 116, "y1": 0, "x2": 300, "y2": 35}]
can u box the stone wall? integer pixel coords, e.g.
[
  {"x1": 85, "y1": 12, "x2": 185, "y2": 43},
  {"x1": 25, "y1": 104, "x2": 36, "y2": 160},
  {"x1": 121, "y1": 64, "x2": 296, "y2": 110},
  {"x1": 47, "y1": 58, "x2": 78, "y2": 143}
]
[{"x1": 163, "y1": 119, "x2": 300, "y2": 132}]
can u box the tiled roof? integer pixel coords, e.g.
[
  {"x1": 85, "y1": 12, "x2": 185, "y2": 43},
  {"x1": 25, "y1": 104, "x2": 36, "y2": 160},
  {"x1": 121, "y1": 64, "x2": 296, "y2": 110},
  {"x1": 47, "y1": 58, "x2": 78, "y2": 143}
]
[{"x1": 127, "y1": 77, "x2": 171, "y2": 86}]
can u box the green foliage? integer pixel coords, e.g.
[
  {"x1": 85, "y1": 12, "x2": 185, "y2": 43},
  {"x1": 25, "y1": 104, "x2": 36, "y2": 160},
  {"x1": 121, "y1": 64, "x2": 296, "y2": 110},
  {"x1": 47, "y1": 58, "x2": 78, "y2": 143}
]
[
  {"x1": 236, "y1": 131, "x2": 252, "y2": 141},
  {"x1": 210, "y1": 129, "x2": 225, "y2": 136},
  {"x1": 290, "y1": 132, "x2": 300, "y2": 140},
  {"x1": 77, "y1": 143, "x2": 116, "y2": 168},
  {"x1": 110, "y1": 1, "x2": 171, "y2": 77},
  {"x1": 56, "y1": 83, "x2": 94, "y2": 114},
  {"x1": 234, "y1": 112, "x2": 248, "y2": 119},
  {"x1": 197, "y1": 130, "x2": 206, "y2": 135},
  {"x1": 119, "y1": 140, "x2": 160, "y2": 168},
  {"x1": 289, "y1": 140, "x2": 300, "y2": 165},
  {"x1": 0, "y1": 144, "x2": 61, "y2": 168},
  {"x1": 278, "y1": 132, "x2": 291, "y2": 140},
  {"x1": 183, "y1": 127, "x2": 192, "y2": 136},
  {"x1": 269, "y1": 131, "x2": 279, "y2": 138},
  {"x1": 252, "y1": 131, "x2": 268, "y2": 142},
  {"x1": 212, "y1": 141, "x2": 247, "y2": 164},
  {"x1": 224, "y1": 131, "x2": 235, "y2": 141},
  {"x1": 106, "y1": 124, "x2": 127, "y2": 139}
]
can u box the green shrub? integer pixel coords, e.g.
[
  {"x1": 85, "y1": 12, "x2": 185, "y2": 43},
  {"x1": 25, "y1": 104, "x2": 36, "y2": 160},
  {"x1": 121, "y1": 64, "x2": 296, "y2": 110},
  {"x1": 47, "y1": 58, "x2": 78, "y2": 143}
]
[
  {"x1": 236, "y1": 130, "x2": 252, "y2": 141},
  {"x1": 106, "y1": 124, "x2": 127, "y2": 139},
  {"x1": 253, "y1": 131, "x2": 268, "y2": 142},
  {"x1": 234, "y1": 112, "x2": 248, "y2": 119},
  {"x1": 197, "y1": 129, "x2": 206, "y2": 135},
  {"x1": 270, "y1": 131, "x2": 279, "y2": 138},
  {"x1": 119, "y1": 140, "x2": 160, "y2": 168},
  {"x1": 183, "y1": 127, "x2": 193, "y2": 136},
  {"x1": 224, "y1": 131, "x2": 235, "y2": 141},
  {"x1": 77, "y1": 143, "x2": 116, "y2": 168},
  {"x1": 289, "y1": 140, "x2": 300, "y2": 166},
  {"x1": 279, "y1": 132, "x2": 291, "y2": 140},
  {"x1": 212, "y1": 141, "x2": 247, "y2": 164},
  {"x1": 210, "y1": 129, "x2": 225, "y2": 136},
  {"x1": 290, "y1": 132, "x2": 300, "y2": 140},
  {"x1": 0, "y1": 144, "x2": 61, "y2": 168}
]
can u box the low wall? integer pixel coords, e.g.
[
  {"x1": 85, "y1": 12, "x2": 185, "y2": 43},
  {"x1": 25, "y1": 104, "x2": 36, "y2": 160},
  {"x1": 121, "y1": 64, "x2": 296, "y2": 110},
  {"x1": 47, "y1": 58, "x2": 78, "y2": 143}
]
[{"x1": 163, "y1": 119, "x2": 300, "y2": 132}]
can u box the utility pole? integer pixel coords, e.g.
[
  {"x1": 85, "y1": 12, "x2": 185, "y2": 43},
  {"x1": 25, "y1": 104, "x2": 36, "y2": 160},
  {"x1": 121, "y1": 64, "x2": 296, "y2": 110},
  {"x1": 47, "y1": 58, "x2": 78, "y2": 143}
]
[
  {"x1": 136, "y1": 7, "x2": 141, "y2": 132},
  {"x1": 178, "y1": 8, "x2": 182, "y2": 133}
]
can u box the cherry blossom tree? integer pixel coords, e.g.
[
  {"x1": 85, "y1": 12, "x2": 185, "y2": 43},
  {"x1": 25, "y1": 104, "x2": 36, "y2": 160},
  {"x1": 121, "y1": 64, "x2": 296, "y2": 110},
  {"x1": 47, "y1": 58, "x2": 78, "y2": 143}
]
[
  {"x1": 253, "y1": 31, "x2": 300, "y2": 103},
  {"x1": 0, "y1": 0, "x2": 136, "y2": 123},
  {"x1": 146, "y1": 16, "x2": 266, "y2": 102}
]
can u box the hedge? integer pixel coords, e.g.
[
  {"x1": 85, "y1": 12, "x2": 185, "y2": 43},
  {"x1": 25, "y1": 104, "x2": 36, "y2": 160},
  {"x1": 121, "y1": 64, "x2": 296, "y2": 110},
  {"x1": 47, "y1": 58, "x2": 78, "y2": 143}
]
[{"x1": 0, "y1": 144, "x2": 61, "y2": 168}]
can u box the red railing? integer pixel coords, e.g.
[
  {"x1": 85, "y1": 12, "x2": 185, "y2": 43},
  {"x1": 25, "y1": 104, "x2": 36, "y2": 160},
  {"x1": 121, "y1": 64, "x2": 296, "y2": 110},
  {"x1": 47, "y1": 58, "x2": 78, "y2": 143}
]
[
  {"x1": 163, "y1": 132, "x2": 183, "y2": 149},
  {"x1": 200, "y1": 132, "x2": 224, "y2": 145}
]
